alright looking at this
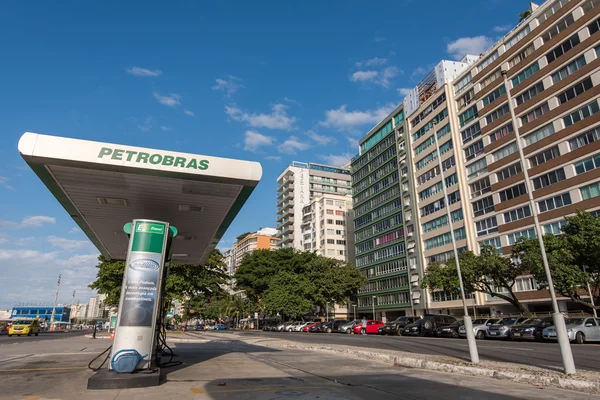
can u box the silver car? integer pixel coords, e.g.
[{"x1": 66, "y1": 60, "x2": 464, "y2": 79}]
[
  {"x1": 339, "y1": 319, "x2": 359, "y2": 334},
  {"x1": 458, "y1": 318, "x2": 501, "y2": 340},
  {"x1": 543, "y1": 317, "x2": 600, "y2": 344},
  {"x1": 486, "y1": 317, "x2": 529, "y2": 339},
  {"x1": 289, "y1": 321, "x2": 309, "y2": 332}
]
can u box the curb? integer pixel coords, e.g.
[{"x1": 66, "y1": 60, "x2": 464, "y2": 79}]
[{"x1": 267, "y1": 343, "x2": 600, "y2": 395}]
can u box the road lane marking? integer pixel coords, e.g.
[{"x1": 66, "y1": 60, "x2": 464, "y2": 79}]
[
  {"x1": 190, "y1": 386, "x2": 320, "y2": 394},
  {"x1": 0, "y1": 366, "x2": 88, "y2": 372},
  {"x1": 455, "y1": 344, "x2": 535, "y2": 351}
]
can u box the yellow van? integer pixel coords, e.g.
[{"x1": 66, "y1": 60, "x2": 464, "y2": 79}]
[{"x1": 8, "y1": 319, "x2": 41, "y2": 337}]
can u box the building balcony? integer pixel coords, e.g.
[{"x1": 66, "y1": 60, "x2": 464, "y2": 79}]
[{"x1": 282, "y1": 216, "x2": 295, "y2": 226}]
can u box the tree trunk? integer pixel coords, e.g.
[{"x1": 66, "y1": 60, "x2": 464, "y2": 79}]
[{"x1": 484, "y1": 289, "x2": 533, "y2": 317}]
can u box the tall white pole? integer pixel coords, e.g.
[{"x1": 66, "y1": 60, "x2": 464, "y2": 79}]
[
  {"x1": 502, "y1": 70, "x2": 575, "y2": 374},
  {"x1": 372, "y1": 296, "x2": 376, "y2": 320},
  {"x1": 49, "y1": 274, "x2": 61, "y2": 326},
  {"x1": 430, "y1": 120, "x2": 479, "y2": 364}
]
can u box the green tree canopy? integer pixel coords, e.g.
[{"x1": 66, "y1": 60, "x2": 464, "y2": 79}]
[{"x1": 421, "y1": 245, "x2": 532, "y2": 315}]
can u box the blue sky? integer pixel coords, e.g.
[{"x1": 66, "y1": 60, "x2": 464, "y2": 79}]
[{"x1": 0, "y1": 0, "x2": 526, "y2": 308}]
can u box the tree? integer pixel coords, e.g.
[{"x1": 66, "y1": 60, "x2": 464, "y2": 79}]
[
  {"x1": 236, "y1": 232, "x2": 252, "y2": 241},
  {"x1": 89, "y1": 249, "x2": 230, "y2": 310},
  {"x1": 421, "y1": 245, "x2": 533, "y2": 316},
  {"x1": 519, "y1": 9, "x2": 532, "y2": 22},
  {"x1": 235, "y1": 248, "x2": 366, "y2": 317},
  {"x1": 562, "y1": 211, "x2": 600, "y2": 292}
]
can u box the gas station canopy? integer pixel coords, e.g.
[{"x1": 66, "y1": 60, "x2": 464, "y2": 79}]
[{"x1": 18, "y1": 132, "x2": 262, "y2": 264}]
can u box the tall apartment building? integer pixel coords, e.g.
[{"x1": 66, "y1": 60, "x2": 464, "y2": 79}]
[
  {"x1": 234, "y1": 228, "x2": 279, "y2": 268},
  {"x1": 276, "y1": 161, "x2": 352, "y2": 249},
  {"x1": 446, "y1": 0, "x2": 600, "y2": 314},
  {"x1": 300, "y1": 193, "x2": 354, "y2": 262},
  {"x1": 351, "y1": 105, "x2": 419, "y2": 321},
  {"x1": 86, "y1": 294, "x2": 107, "y2": 319}
]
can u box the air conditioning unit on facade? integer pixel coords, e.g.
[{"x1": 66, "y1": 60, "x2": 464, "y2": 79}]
[
  {"x1": 410, "y1": 264, "x2": 417, "y2": 270},
  {"x1": 413, "y1": 298, "x2": 421, "y2": 304}
]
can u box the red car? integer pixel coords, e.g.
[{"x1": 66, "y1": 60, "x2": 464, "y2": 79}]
[
  {"x1": 352, "y1": 320, "x2": 385, "y2": 334},
  {"x1": 302, "y1": 322, "x2": 320, "y2": 332}
]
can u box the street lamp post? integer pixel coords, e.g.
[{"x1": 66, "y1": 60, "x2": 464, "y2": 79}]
[
  {"x1": 502, "y1": 70, "x2": 575, "y2": 374},
  {"x1": 49, "y1": 274, "x2": 61, "y2": 328},
  {"x1": 352, "y1": 304, "x2": 357, "y2": 320},
  {"x1": 372, "y1": 296, "x2": 376, "y2": 320},
  {"x1": 431, "y1": 121, "x2": 479, "y2": 364}
]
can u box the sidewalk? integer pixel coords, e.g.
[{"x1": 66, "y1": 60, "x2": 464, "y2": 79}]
[{"x1": 189, "y1": 331, "x2": 600, "y2": 395}]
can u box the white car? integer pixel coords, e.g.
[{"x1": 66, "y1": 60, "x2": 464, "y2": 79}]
[
  {"x1": 289, "y1": 321, "x2": 309, "y2": 332},
  {"x1": 458, "y1": 318, "x2": 501, "y2": 340},
  {"x1": 543, "y1": 317, "x2": 600, "y2": 344}
]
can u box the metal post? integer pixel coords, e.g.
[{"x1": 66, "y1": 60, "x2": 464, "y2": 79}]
[
  {"x1": 372, "y1": 296, "x2": 376, "y2": 320},
  {"x1": 502, "y1": 70, "x2": 575, "y2": 374},
  {"x1": 352, "y1": 304, "x2": 357, "y2": 320},
  {"x1": 430, "y1": 121, "x2": 479, "y2": 364},
  {"x1": 583, "y1": 266, "x2": 598, "y2": 318},
  {"x1": 49, "y1": 274, "x2": 61, "y2": 328}
]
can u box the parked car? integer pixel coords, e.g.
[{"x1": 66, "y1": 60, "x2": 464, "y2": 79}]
[
  {"x1": 380, "y1": 316, "x2": 420, "y2": 336},
  {"x1": 352, "y1": 320, "x2": 385, "y2": 334},
  {"x1": 317, "y1": 320, "x2": 335, "y2": 333},
  {"x1": 458, "y1": 318, "x2": 501, "y2": 340},
  {"x1": 510, "y1": 317, "x2": 554, "y2": 341},
  {"x1": 302, "y1": 321, "x2": 320, "y2": 332},
  {"x1": 543, "y1": 317, "x2": 600, "y2": 344},
  {"x1": 486, "y1": 317, "x2": 529, "y2": 339},
  {"x1": 275, "y1": 322, "x2": 288, "y2": 331},
  {"x1": 309, "y1": 322, "x2": 326, "y2": 332},
  {"x1": 436, "y1": 320, "x2": 462, "y2": 338},
  {"x1": 212, "y1": 324, "x2": 229, "y2": 331},
  {"x1": 324, "y1": 319, "x2": 348, "y2": 333},
  {"x1": 338, "y1": 319, "x2": 360, "y2": 334},
  {"x1": 288, "y1": 321, "x2": 309, "y2": 332},
  {"x1": 403, "y1": 314, "x2": 456, "y2": 336}
]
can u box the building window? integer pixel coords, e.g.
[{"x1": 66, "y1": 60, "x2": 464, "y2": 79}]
[
  {"x1": 492, "y1": 141, "x2": 518, "y2": 162},
  {"x1": 489, "y1": 123, "x2": 514, "y2": 142},
  {"x1": 424, "y1": 228, "x2": 466, "y2": 250},
  {"x1": 512, "y1": 62, "x2": 540, "y2": 88},
  {"x1": 327, "y1": 239, "x2": 335, "y2": 244},
  {"x1": 515, "y1": 82, "x2": 544, "y2": 106},
  {"x1": 479, "y1": 51, "x2": 499, "y2": 71},
  {"x1": 476, "y1": 216, "x2": 499, "y2": 237},
  {"x1": 415, "y1": 136, "x2": 435, "y2": 155},
  {"x1": 546, "y1": 34, "x2": 580, "y2": 64},
  {"x1": 588, "y1": 16, "x2": 600, "y2": 35},
  {"x1": 461, "y1": 122, "x2": 481, "y2": 144},
  {"x1": 544, "y1": 220, "x2": 567, "y2": 235},
  {"x1": 436, "y1": 123, "x2": 451, "y2": 139},
  {"x1": 464, "y1": 139, "x2": 484, "y2": 161},
  {"x1": 417, "y1": 165, "x2": 441, "y2": 185},
  {"x1": 442, "y1": 155, "x2": 456, "y2": 171},
  {"x1": 507, "y1": 227, "x2": 537, "y2": 245},
  {"x1": 421, "y1": 198, "x2": 445, "y2": 217},
  {"x1": 415, "y1": 150, "x2": 438, "y2": 171},
  {"x1": 552, "y1": 55, "x2": 586, "y2": 84},
  {"x1": 542, "y1": 13, "x2": 574, "y2": 43},
  {"x1": 483, "y1": 85, "x2": 506, "y2": 106},
  {"x1": 326, "y1": 209, "x2": 334, "y2": 214},
  {"x1": 569, "y1": 126, "x2": 600, "y2": 150},
  {"x1": 499, "y1": 183, "x2": 527, "y2": 202},
  {"x1": 439, "y1": 140, "x2": 453, "y2": 155},
  {"x1": 508, "y1": 43, "x2": 535, "y2": 69},
  {"x1": 467, "y1": 158, "x2": 488, "y2": 179},
  {"x1": 457, "y1": 88, "x2": 475, "y2": 111},
  {"x1": 419, "y1": 181, "x2": 443, "y2": 201},
  {"x1": 558, "y1": 77, "x2": 593, "y2": 104},
  {"x1": 521, "y1": 102, "x2": 549, "y2": 125},
  {"x1": 523, "y1": 123, "x2": 555, "y2": 147},
  {"x1": 529, "y1": 146, "x2": 560, "y2": 167},
  {"x1": 504, "y1": 205, "x2": 532, "y2": 223},
  {"x1": 539, "y1": 0, "x2": 570, "y2": 23},
  {"x1": 335, "y1": 210, "x2": 345, "y2": 216},
  {"x1": 497, "y1": 162, "x2": 522, "y2": 181},
  {"x1": 459, "y1": 106, "x2": 478, "y2": 128},
  {"x1": 581, "y1": 181, "x2": 600, "y2": 200},
  {"x1": 422, "y1": 214, "x2": 449, "y2": 233},
  {"x1": 564, "y1": 101, "x2": 600, "y2": 128},
  {"x1": 486, "y1": 103, "x2": 510, "y2": 124},
  {"x1": 575, "y1": 153, "x2": 600, "y2": 174},
  {"x1": 335, "y1": 220, "x2": 346, "y2": 226},
  {"x1": 472, "y1": 196, "x2": 494, "y2": 217},
  {"x1": 327, "y1": 219, "x2": 334, "y2": 224},
  {"x1": 479, "y1": 237, "x2": 502, "y2": 251},
  {"x1": 336, "y1": 240, "x2": 346, "y2": 245},
  {"x1": 447, "y1": 190, "x2": 461, "y2": 205},
  {"x1": 470, "y1": 177, "x2": 491, "y2": 198},
  {"x1": 538, "y1": 193, "x2": 572, "y2": 212},
  {"x1": 454, "y1": 72, "x2": 472, "y2": 95},
  {"x1": 481, "y1": 69, "x2": 502, "y2": 90},
  {"x1": 411, "y1": 93, "x2": 447, "y2": 126},
  {"x1": 505, "y1": 25, "x2": 531, "y2": 50},
  {"x1": 533, "y1": 168, "x2": 566, "y2": 190}
]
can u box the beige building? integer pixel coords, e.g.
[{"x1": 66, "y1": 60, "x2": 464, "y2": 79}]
[{"x1": 234, "y1": 228, "x2": 279, "y2": 268}]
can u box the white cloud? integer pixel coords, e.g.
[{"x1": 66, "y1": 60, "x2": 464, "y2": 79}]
[
  {"x1": 350, "y1": 66, "x2": 400, "y2": 88},
  {"x1": 243, "y1": 130, "x2": 275, "y2": 152},
  {"x1": 160, "y1": 126, "x2": 174, "y2": 132},
  {"x1": 0, "y1": 216, "x2": 56, "y2": 229},
  {"x1": 68, "y1": 227, "x2": 81, "y2": 234},
  {"x1": 278, "y1": 136, "x2": 311, "y2": 154},
  {"x1": 306, "y1": 131, "x2": 335, "y2": 145},
  {"x1": 137, "y1": 117, "x2": 154, "y2": 132},
  {"x1": 153, "y1": 92, "x2": 181, "y2": 108},
  {"x1": 226, "y1": 104, "x2": 297, "y2": 130},
  {"x1": 493, "y1": 24, "x2": 513, "y2": 33},
  {"x1": 0, "y1": 247, "x2": 99, "y2": 308},
  {"x1": 397, "y1": 87, "x2": 412, "y2": 97},
  {"x1": 183, "y1": 109, "x2": 195, "y2": 117},
  {"x1": 284, "y1": 97, "x2": 298, "y2": 104},
  {"x1": 320, "y1": 103, "x2": 397, "y2": 131},
  {"x1": 320, "y1": 153, "x2": 352, "y2": 167},
  {"x1": 212, "y1": 76, "x2": 244, "y2": 97},
  {"x1": 48, "y1": 236, "x2": 93, "y2": 251},
  {"x1": 347, "y1": 137, "x2": 359, "y2": 150},
  {"x1": 356, "y1": 57, "x2": 388, "y2": 69},
  {"x1": 265, "y1": 155, "x2": 281, "y2": 161},
  {"x1": 126, "y1": 67, "x2": 162, "y2": 77},
  {"x1": 0, "y1": 176, "x2": 14, "y2": 190},
  {"x1": 447, "y1": 36, "x2": 495, "y2": 60}
]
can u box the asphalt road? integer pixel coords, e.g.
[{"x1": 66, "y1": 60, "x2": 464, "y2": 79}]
[
  {"x1": 0, "y1": 329, "x2": 89, "y2": 344},
  {"x1": 239, "y1": 330, "x2": 600, "y2": 372}
]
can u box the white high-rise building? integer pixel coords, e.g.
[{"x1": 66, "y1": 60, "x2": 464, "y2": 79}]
[
  {"x1": 86, "y1": 294, "x2": 107, "y2": 319},
  {"x1": 276, "y1": 161, "x2": 352, "y2": 249}
]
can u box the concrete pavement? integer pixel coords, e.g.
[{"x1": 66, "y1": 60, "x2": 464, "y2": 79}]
[{"x1": 0, "y1": 331, "x2": 599, "y2": 399}]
